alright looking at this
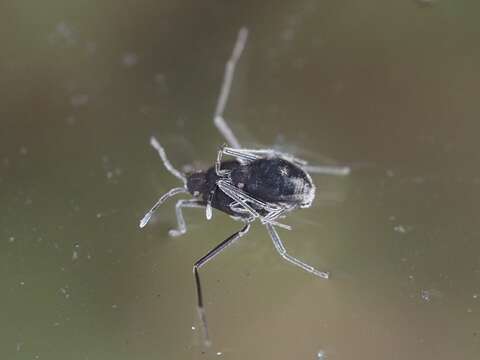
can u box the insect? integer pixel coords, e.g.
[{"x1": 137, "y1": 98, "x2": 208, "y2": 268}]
[{"x1": 139, "y1": 28, "x2": 350, "y2": 344}]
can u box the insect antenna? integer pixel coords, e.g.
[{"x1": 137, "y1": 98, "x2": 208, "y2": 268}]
[
  {"x1": 139, "y1": 187, "x2": 188, "y2": 228},
  {"x1": 139, "y1": 137, "x2": 189, "y2": 228},
  {"x1": 149, "y1": 136, "x2": 188, "y2": 186}
]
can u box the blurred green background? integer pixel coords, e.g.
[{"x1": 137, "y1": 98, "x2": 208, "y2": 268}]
[{"x1": 1, "y1": 0, "x2": 479, "y2": 359}]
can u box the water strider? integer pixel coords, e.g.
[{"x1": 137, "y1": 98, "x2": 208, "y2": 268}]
[{"x1": 139, "y1": 27, "x2": 350, "y2": 345}]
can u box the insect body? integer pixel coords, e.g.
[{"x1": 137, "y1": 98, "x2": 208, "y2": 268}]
[
  {"x1": 188, "y1": 154, "x2": 315, "y2": 220},
  {"x1": 139, "y1": 28, "x2": 350, "y2": 345}
]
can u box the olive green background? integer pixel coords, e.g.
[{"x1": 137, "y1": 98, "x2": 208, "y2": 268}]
[{"x1": 1, "y1": 1, "x2": 479, "y2": 359}]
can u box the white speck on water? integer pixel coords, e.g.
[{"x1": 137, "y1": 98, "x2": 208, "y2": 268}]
[
  {"x1": 386, "y1": 169, "x2": 395, "y2": 177},
  {"x1": 122, "y1": 52, "x2": 138, "y2": 67},
  {"x1": 60, "y1": 287, "x2": 70, "y2": 299},
  {"x1": 56, "y1": 22, "x2": 72, "y2": 39},
  {"x1": 72, "y1": 250, "x2": 78, "y2": 261},
  {"x1": 408, "y1": 275, "x2": 415, "y2": 281},
  {"x1": 467, "y1": 308, "x2": 473, "y2": 313},
  {"x1": 112, "y1": 304, "x2": 118, "y2": 309},
  {"x1": 19, "y1": 146, "x2": 28, "y2": 155},
  {"x1": 49, "y1": 21, "x2": 76, "y2": 45},
  {"x1": 317, "y1": 350, "x2": 326, "y2": 359},
  {"x1": 421, "y1": 290, "x2": 431, "y2": 302},
  {"x1": 9, "y1": 236, "x2": 15, "y2": 242},
  {"x1": 16, "y1": 342, "x2": 22, "y2": 351},
  {"x1": 70, "y1": 94, "x2": 89, "y2": 107},
  {"x1": 473, "y1": 294, "x2": 478, "y2": 299},
  {"x1": 421, "y1": 288, "x2": 442, "y2": 302},
  {"x1": 191, "y1": 326, "x2": 196, "y2": 330},
  {"x1": 216, "y1": 352, "x2": 222, "y2": 356},
  {"x1": 394, "y1": 225, "x2": 412, "y2": 234}
]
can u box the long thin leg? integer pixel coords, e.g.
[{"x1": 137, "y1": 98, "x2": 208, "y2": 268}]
[
  {"x1": 217, "y1": 180, "x2": 281, "y2": 212},
  {"x1": 169, "y1": 199, "x2": 204, "y2": 237},
  {"x1": 302, "y1": 164, "x2": 351, "y2": 176},
  {"x1": 265, "y1": 223, "x2": 330, "y2": 279},
  {"x1": 223, "y1": 147, "x2": 270, "y2": 161},
  {"x1": 214, "y1": 145, "x2": 258, "y2": 178},
  {"x1": 222, "y1": 147, "x2": 307, "y2": 168},
  {"x1": 221, "y1": 147, "x2": 350, "y2": 177},
  {"x1": 149, "y1": 136, "x2": 187, "y2": 186},
  {"x1": 213, "y1": 28, "x2": 249, "y2": 149},
  {"x1": 217, "y1": 180, "x2": 292, "y2": 230},
  {"x1": 139, "y1": 187, "x2": 188, "y2": 228},
  {"x1": 215, "y1": 145, "x2": 231, "y2": 176},
  {"x1": 193, "y1": 222, "x2": 251, "y2": 345}
]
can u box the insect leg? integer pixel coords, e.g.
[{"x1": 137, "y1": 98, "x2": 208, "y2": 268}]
[
  {"x1": 265, "y1": 223, "x2": 330, "y2": 279},
  {"x1": 302, "y1": 164, "x2": 351, "y2": 176},
  {"x1": 261, "y1": 206, "x2": 294, "y2": 231},
  {"x1": 193, "y1": 222, "x2": 251, "y2": 346},
  {"x1": 149, "y1": 136, "x2": 188, "y2": 186},
  {"x1": 224, "y1": 147, "x2": 290, "y2": 161},
  {"x1": 217, "y1": 180, "x2": 261, "y2": 218},
  {"x1": 214, "y1": 144, "x2": 233, "y2": 176},
  {"x1": 168, "y1": 199, "x2": 204, "y2": 237},
  {"x1": 217, "y1": 180, "x2": 280, "y2": 212},
  {"x1": 139, "y1": 187, "x2": 188, "y2": 228},
  {"x1": 213, "y1": 28, "x2": 249, "y2": 149},
  {"x1": 217, "y1": 180, "x2": 291, "y2": 229}
]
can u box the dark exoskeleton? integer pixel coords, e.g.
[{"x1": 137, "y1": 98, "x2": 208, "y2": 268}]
[{"x1": 138, "y1": 28, "x2": 350, "y2": 345}]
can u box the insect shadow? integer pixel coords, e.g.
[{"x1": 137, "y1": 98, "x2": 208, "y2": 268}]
[{"x1": 139, "y1": 28, "x2": 350, "y2": 346}]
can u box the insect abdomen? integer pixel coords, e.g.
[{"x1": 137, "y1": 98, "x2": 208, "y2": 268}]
[{"x1": 231, "y1": 158, "x2": 315, "y2": 207}]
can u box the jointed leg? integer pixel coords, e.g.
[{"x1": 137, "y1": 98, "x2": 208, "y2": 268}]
[
  {"x1": 214, "y1": 145, "x2": 260, "y2": 177},
  {"x1": 217, "y1": 179, "x2": 280, "y2": 213},
  {"x1": 222, "y1": 147, "x2": 307, "y2": 169},
  {"x1": 213, "y1": 28, "x2": 248, "y2": 149},
  {"x1": 223, "y1": 147, "x2": 272, "y2": 161},
  {"x1": 302, "y1": 164, "x2": 351, "y2": 176},
  {"x1": 193, "y1": 222, "x2": 251, "y2": 345},
  {"x1": 215, "y1": 144, "x2": 231, "y2": 176},
  {"x1": 265, "y1": 223, "x2": 330, "y2": 279},
  {"x1": 169, "y1": 199, "x2": 204, "y2": 237},
  {"x1": 217, "y1": 180, "x2": 291, "y2": 229},
  {"x1": 221, "y1": 147, "x2": 351, "y2": 177},
  {"x1": 261, "y1": 206, "x2": 293, "y2": 231}
]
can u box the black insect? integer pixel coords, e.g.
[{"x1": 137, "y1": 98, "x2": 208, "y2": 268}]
[{"x1": 139, "y1": 28, "x2": 350, "y2": 344}]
